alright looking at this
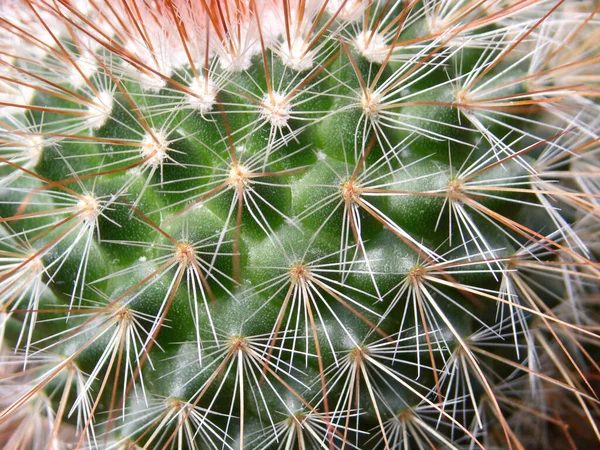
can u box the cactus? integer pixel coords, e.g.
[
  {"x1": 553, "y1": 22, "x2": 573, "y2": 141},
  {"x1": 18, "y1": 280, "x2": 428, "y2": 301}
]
[{"x1": 1, "y1": 0, "x2": 599, "y2": 448}]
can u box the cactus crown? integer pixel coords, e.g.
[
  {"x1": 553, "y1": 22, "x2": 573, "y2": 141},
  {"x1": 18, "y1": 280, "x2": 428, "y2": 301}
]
[{"x1": 1, "y1": 1, "x2": 599, "y2": 449}]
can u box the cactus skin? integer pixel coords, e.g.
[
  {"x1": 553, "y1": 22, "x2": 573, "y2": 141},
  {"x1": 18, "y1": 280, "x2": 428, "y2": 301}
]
[{"x1": 0, "y1": 1, "x2": 599, "y2": 449}]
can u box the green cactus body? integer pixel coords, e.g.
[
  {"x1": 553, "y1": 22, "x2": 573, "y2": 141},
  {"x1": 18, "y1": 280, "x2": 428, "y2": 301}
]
[{"x1": 0, "y1": 1, "x2": 599, "y2": 449}]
